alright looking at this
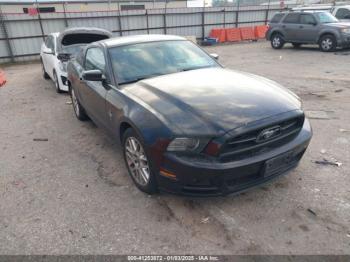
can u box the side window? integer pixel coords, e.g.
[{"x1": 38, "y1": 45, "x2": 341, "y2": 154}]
[
  {"x1": 335, "y1": 8, "x2": 350, "y2": 19},
  {"x1": 300, "y1": 14, "x2": 316, "y2": 24},
  {"x1": 283, "y1": 13, "x2": 300, "y2": 24},
  {"x1": 85, "y1": 48, "x2": 106, "y2": 72},
  {"x1": 45, "y1": 36, "x2": 54, "y2": 51},
  {"x1": 270, "y1": 13, "x2": 284, "y2": 23}
]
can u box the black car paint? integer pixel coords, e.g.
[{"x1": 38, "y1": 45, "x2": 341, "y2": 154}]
[{"x1": 67, "y1": 37, "x2": 312, "y2": 196}]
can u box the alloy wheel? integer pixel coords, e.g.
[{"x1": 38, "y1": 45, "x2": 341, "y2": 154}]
[
  {"x1": 272, "y1": 37, "x2": 281, "y2": 47},
  {"x1": 71, "y1": 88, "x2": 80, "y2": 116},
  {"x1": 321, "y1": 38, "x2": 333, "y2": 51},
  {"x1": 125, "y1": 137, "x2": 150, "y2": 186}
]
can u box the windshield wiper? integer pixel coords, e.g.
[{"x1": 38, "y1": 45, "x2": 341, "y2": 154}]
[
  {"x1": 118, "y1": 73, "x2": 163, "y2": 86},
  {"x1": 180, "y1": 65, "x2": 213, "y2": 72}
]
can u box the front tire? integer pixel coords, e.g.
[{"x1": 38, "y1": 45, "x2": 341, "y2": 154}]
[
  {"x1": 271, "y1": 33, "x2": 285, "y2": 49},
  {"x1": 319, "y1": 34, "x2": 336, "y2": 52},
  {"x1": 70, "y1": 86, "x2": 88, "y2": 121},
  {"x1": 122, "y1": 128, "x2": 157, "y2": 194},
  {"x1": 53, "y1": 71, "x2": 63, "y2": 93}
]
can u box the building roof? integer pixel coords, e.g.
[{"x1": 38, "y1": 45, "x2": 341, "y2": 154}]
[{"x1": 102, "y1": 34, "x2": 186, "y2": 47}]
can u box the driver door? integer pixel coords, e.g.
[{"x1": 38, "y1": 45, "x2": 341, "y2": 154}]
[{"x1": 80, "y1": 47, "x2": 109, "y2": 127}]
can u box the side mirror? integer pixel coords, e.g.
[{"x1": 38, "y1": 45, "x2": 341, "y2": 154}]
[
  {"x1": 210, "y1": 53, "x2": 219, "y2": 60},
  {"x1": 82, "y1": 70, "x2": 105, "y2": 82},
  {"x1": 310, "y1": 22, "x2": 317, "y2": 26},
  {"x1": 57, "y1": 53, "x2": 71, "y2": 62}
]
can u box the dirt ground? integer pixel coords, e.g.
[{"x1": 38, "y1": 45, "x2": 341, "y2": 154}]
[{"x1": 0, "y1": 41, "x2": 349, "y2": 255}]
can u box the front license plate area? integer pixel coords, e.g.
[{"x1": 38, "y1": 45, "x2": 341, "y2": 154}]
[{"x1": 264, "y1": 151, "x2": 295, "y2": 177}]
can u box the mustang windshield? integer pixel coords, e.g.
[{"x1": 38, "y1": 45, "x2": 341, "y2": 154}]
[{"x1": 109, "y1": 40, "x2": 220, "y2": 85}]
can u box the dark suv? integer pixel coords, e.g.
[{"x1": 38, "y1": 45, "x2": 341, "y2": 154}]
[{"x1": 266, "y1": 11, "x2": 350, "y2": 52}]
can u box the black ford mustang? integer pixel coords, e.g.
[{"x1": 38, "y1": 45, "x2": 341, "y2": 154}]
[{"x1": 67, "y1": 34, "x2": 312, "y2": 196}]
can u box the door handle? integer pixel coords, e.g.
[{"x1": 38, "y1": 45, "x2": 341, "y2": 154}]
[
  {"x1": 299, "y1": 25, "x2": 304, "y2": 29},
  {"x1": 282, "y1": 25, "x2": 286, "y2": 28}
]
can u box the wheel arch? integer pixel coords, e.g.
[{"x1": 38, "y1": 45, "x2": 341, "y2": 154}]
[
  {"x1": 317, "y1": 32, "x2": 336, "y2": 43},
  {"x1": 270, "y1": 30, "x2": 285, "y2": 39}
]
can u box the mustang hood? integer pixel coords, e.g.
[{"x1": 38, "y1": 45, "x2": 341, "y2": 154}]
[{"x1": 125, "y1": 68, "x2": 302, "y2": 136}]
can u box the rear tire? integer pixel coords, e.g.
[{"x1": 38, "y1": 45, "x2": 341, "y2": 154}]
[
  {"x1": 70, "y1": 86, "x2": 89, "y2": 121},
  {"x1": 292, "y1": 43, "x2": 302, "y2": 48},
  {"x1": 271, "y1": 33, "x2": 285, "y2": 49},
  {"x1": 122, "y1": 128, "x2": 158, "y2": 194},
  {"x1": 319, "y1": 34, "x2": 336, "y2": 52}
]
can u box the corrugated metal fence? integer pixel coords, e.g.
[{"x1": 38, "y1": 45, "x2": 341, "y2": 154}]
[{"x1": 0, "y1": 4, "x2": 290, "y2": 63}]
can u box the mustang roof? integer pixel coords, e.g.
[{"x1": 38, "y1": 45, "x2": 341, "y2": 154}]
[{"x1": 101, "y1": 34, "x2": 186, "y2": 47}]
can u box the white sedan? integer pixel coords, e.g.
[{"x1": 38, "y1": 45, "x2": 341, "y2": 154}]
[{"x1": 40, "y1": 27, "x2": 112, "y2": 93}]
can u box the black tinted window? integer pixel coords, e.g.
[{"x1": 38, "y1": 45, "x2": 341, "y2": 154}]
[
  {"x1": 270, "y1": 13, "x2": 284, "y2": 23},
  {"x1": 300, "y1": 14, "x2": 316, "y2": 24},
  {"x1": 283, "y1": 13, "x2": 300, "y2": 23},
  {"x1": 335, "y1": 8, "x2": 350, "y2": 19},
  {"x1": 85, "y1": 48, "x2": 105, "y2": 71}
]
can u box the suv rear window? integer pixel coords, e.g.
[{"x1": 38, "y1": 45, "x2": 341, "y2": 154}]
[
  {"x1": 283, "y1": 13, "x2": 300, "y2": 23},
  {"x1": 270, "y1": 13, "x2": 284, "y2": 23}
]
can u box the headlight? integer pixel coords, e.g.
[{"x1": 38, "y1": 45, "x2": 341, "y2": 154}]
[
  {"x1": 167, "y1": 138, "x2": 209, "y2": 152},
  {"x1": 59, "y1": 61, "x2": 67, "y2": 72},
  {"x1": 341, "y1": 28, "x2": 350, "y2": 34}
]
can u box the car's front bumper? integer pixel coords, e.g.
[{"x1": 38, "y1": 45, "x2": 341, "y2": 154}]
[
  {"x1": 58, "y1": 71, "x2": 69, "y2": 92},
  {"x1": 338, "y1": 33, "x2": 350, "y2": 48},
  {"x1": 156, "y1": 118, "x2": 312, "y2": 197}
]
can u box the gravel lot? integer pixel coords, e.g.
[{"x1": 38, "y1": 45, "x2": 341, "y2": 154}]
[{"x1": 0, "y1": 41, "x2": 349, "y2": 255}]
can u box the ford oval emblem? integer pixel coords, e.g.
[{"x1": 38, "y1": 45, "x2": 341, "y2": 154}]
[{"x1": 256, "y1": 126, "x2": 281, "y2": 143}]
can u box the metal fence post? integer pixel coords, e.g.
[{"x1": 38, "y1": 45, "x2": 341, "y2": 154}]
[
  {"x1": 117, "y1": 2, "x2": 122, "y2": 36},
  {"x1": 235, "y1": 5, "x2": 239, "y2": 28},
  {"x1": 63, "y1": 3, "x2": 68, "y2": 28},
  {"x1": 163, "y1": 6, "x2": 167, "y2": 34},
  {"x1": 0, "y1": 7, "x2": 14, "y2": 62},
  {"x1": 265, "y1": 0, "x2": 271, "y2": 25},
  {"x1": 36, "y1": 2, "x2": 45, "y2": 40},
  {"x1": 223, "y1": 8, "x2": 226, "y2": 28},
  {"x1": 146, "y1": 9, "x2": 149, "y2": 34},
  {"x1": 202, "y1": 8, "x2": 205, "y2": 40}
]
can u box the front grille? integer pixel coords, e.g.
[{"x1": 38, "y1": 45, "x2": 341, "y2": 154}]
[{"x1": 219, "y1": 115, "x2": 304, "y2": 162}]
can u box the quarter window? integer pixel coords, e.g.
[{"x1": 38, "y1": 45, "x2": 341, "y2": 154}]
[
  {"x1": 85, "y1": 48, "x2": 106, "y2": 72},
  {"x1": 270, "y1": 13, "x2": 284, "y2": 23},
  {"x1": 283, "y1": 13, "x2": 300, "y2": 24}
]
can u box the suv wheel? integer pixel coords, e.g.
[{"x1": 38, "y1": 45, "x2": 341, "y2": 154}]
[
  {"x1": 271, "y1": 34, "x2": 285, "y2": 49},
  {"x1": 319, "y1": 35, "x2": 336, "y2": 52}
]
